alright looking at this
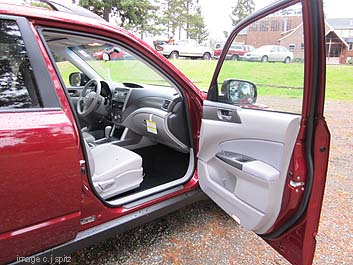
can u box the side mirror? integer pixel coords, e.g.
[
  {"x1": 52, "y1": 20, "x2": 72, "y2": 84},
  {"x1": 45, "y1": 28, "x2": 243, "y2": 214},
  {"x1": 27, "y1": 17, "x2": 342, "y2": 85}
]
[
  {"x1": 69, "y1": 72, "x2": 89, "y2": 87},
  {"x1": 221, "y1": 79, "x2": 257, "y2": 105}
]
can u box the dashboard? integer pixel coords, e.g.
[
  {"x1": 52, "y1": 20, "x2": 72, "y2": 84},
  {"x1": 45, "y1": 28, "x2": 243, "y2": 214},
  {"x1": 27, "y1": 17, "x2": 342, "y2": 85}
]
[{"x1": 101, "y1": 81, "x2": 190, "y2": 152}]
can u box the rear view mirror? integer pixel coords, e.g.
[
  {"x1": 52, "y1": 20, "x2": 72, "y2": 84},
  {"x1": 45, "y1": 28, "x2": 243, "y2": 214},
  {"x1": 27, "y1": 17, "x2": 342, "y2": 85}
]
[
  {"x1": 102, "y1": 52, "x2": 110, "y2": 61},
  {"x1": 221, "y1": 79, "x2": 257, "y2": 105}
]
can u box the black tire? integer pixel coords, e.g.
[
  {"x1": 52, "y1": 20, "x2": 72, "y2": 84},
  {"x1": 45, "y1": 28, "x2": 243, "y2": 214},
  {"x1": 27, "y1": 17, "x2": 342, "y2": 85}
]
[
  {"x1": 202, "y1": 52, "x2": 211, "y2": 60},
  {"x1": 261, "y1": 55, "x2": 269, "y2": 62},
  {"x1": 169, "y1": 51, "x2": 179, "y2": 59},
  {"x1": 284, "y1": 57, "x2": 291, "y2": 64},
  {"x1": 231, "y1": 54, "x2": 239, "y2": 61}
]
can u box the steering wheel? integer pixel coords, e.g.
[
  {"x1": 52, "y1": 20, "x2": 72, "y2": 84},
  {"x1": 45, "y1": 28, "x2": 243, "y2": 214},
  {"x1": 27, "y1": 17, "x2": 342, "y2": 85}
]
[{"x1": 77, "y1": 79, "x2": 102, "y2": 117}]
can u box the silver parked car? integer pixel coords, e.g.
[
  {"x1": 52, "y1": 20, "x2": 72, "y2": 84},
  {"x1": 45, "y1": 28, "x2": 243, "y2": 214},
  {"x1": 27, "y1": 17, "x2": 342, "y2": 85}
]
[{"x1": 244, "y1": 45, "x2": 293, "y2": 63}]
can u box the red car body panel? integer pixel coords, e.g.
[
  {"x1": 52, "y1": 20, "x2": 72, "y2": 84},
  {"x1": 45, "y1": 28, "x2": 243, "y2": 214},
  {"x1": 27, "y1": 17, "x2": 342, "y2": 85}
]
[
  {"x1": 92, "y1": 48, "x2": 126, "y2": 60},
  {"x1": 213, "y1": 47, "x2": 247, "y2": 58},
  {"x1": 0, "y1": 1, "x2": 329, "y2": 264},
  {"x1": 0, "y1": 111, "x2": 82, "y2": 263}
]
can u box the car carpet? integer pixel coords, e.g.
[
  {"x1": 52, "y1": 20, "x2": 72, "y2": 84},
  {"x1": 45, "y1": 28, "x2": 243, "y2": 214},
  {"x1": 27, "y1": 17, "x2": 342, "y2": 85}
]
[{"x1": 110, "y1": 144, "x2": 189, "y2": 198}]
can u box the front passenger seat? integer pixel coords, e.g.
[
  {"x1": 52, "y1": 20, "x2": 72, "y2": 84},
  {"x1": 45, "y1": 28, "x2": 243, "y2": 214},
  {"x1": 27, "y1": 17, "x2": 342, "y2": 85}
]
[{"x1": 84, "y1": 141, "x2": 144, "y2": 199}]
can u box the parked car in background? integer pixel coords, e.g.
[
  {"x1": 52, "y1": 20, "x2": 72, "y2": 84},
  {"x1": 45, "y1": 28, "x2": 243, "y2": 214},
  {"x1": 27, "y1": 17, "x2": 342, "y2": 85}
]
[
  {"x1": 152, "y1": 39, "x2": 167, "y2": 49},
  {"x1": 244, "y1": 45, "x2": 293, "y2": 63},
  {"x1": 213, "y1": 43, "x2": 255, "y2": 60},
  {"x1": 155, "y1": 39, "x2": 213, "y2": 60},
  {"x1": 93, "y1": 46, "x2": 134, "y2": 60}
]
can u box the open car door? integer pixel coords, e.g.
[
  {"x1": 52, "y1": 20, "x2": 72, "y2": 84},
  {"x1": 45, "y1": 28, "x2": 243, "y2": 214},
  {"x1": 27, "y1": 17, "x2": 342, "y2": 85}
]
[{"x1": 197, "y1": 0, "x2": 330, "y2": 264}]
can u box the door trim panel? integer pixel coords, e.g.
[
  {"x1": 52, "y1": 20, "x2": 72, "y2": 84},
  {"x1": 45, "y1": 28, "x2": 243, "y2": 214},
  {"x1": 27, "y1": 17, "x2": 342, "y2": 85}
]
[{"x1": 198, "y1": 100, "x2": 301, "y2": 234}]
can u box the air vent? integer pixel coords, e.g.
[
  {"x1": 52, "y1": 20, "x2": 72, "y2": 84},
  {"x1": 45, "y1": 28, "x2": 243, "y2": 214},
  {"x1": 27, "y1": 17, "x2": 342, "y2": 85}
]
[{"x1": 162, "y1": 100, "x2": 171, "y2": 110}]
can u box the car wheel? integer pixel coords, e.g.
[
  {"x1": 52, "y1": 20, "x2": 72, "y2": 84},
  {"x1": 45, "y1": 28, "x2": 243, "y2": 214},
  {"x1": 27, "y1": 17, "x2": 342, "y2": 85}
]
[
  {"x1": 284, "y1": 57, "x2": 291, "y2": 64},
  {"x1": 202, "y1": 52, "x2": 211, "y2": 60},
  {"x1": 261, "y1": 55, "x2": 268, "y2": 62},
  {"x1": 231, "y1": 54, "x2": 239, "y2": 61},
  {"x1": 169, "y1": 51, "x2": 179, "y2": 59}
]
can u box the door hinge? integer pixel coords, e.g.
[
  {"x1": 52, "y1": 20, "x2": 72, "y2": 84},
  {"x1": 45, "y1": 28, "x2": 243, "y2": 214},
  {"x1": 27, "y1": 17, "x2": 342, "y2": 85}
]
[{"x1": 80, "y1": 160, "x2": 87, "y2": 175}]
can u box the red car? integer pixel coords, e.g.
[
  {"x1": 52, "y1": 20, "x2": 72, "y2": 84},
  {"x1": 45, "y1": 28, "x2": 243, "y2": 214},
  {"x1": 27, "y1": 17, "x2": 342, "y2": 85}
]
[
  {"x1": 0, "y1": 1, "x2": 329, "y2": 265},
  {"x1": 213, "y1": 43, "x2": 255, "y2": 60},
  {"x1": 92, "y1": 46, "x2": 126, "y2": 60}
]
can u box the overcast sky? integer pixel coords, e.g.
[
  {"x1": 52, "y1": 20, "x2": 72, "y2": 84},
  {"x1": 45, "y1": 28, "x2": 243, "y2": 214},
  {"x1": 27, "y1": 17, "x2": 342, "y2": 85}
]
[
  {"x1": 200, "y1": 0, "x2": 353, "y2": 40},
  {"x1": 59, "y1": 0, "x2": 353, "y2": 40}
]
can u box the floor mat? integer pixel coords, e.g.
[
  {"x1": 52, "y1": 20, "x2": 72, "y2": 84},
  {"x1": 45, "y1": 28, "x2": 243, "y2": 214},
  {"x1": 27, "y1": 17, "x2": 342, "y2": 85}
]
[
  {"x1": 109, "y1": 144, "x2": 190, "y2": 199},
  {"x1": 136, "y1": 145, "x2": 189, "y2": 190}
]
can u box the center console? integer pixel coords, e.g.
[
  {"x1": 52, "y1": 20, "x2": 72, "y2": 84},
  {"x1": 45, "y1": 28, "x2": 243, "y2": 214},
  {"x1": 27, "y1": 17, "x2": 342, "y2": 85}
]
[{"x1": 111, "y1": 87, "x2": 130, "y2": 124}]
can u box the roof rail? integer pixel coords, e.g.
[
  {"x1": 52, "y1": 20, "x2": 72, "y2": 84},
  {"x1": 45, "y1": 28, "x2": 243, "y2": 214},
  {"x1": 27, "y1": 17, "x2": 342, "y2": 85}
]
[{"x1": 28, "y1": 0, "x2": 105, "y2": 21}]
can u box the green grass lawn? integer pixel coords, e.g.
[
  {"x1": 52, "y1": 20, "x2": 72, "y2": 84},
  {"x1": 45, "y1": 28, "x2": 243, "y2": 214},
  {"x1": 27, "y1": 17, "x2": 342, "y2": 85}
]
[
  {"x1": 170, "y1": 60, "x2": 353, "y2": 100},
  {"x1": 57, "y1": 60, "x2": 353, "y2": 100}
]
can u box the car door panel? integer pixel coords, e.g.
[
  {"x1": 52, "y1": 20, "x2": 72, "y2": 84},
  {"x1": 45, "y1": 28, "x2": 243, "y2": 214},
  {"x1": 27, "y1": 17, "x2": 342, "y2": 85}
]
[
  {"x1": 0, "y1": 16, "x2": 83, "y2": 264},
  {"x1": 198, "y1": 100, "x2": 300, "y2": 234},
  {"x1": 198, "y1": 0, "x2": 328, "y2": 264},
  {"x1": 0, "y1": 111, "x2": 82, "y2": 264}
]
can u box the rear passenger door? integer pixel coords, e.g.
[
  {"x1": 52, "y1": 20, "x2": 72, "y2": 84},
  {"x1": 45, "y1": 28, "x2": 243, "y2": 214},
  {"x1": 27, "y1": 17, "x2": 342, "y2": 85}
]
[
  {"x1": 0, "y1": 16, "x2": 82, "y2": 264},
  {"x1": 269, "y1": 46, "x2": 280, "y2": 61}
]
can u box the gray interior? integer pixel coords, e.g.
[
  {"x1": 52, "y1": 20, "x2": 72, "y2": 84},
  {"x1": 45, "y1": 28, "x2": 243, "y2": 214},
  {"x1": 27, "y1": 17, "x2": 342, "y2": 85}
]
[
  {"x1": 85, "y1": 141, "x2": 143, "y2": 199},
  {"x1": 198, "y1": 100, "x2": 300, "y2": 234},
  {"x1": 42, "y1": 31, "x2": 194, "y2": 205}
]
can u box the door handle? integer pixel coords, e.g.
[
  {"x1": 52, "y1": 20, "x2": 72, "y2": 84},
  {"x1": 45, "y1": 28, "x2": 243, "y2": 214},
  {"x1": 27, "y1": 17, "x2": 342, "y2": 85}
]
[{"x1": 217, "y1": 109, "x2": 232, "y2": 121}]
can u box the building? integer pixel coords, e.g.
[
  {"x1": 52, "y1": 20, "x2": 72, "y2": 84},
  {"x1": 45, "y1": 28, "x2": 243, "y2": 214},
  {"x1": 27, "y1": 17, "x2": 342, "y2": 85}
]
[
  {"x1": 235, "y1": 15, "x2": 303, "y2": 49},
  {"x1": 326, "y1": 18, "x2": 353, "y2": 63},
  {"x1": 236, "y1": 14, "x2": 353, "y2": 64}
]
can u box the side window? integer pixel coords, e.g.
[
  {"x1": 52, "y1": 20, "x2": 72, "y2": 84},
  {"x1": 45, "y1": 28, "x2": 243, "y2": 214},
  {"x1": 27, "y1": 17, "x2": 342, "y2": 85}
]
[
  {"x1": 52, "y1": 55, "x2": 80, "y2": 87},
  {"x1": 218, "y1": 3, "x2": 304, "y2": 114},
  {"x1": 0, "y1": 20, "x2": 40, "y2": 109}
]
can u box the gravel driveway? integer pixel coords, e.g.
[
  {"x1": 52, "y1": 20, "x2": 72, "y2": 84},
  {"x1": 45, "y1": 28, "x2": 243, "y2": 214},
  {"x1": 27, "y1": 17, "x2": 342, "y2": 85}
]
[{"x1": 70, "y1": 99, "x2": 353, "y2": 265}]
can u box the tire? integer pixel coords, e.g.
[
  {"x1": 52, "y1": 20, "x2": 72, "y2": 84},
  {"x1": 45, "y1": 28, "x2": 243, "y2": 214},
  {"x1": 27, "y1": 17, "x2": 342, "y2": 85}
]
[
  {"x1": 231, "y1": 54, "x2": 239, "y2": 61},
  {"x1": 261, "y1": 55, "x2": 268, "y2": 63},
  {"x1": 284, "y1": 57, "x2": 291, "y2": 64},
  {"x1": 169, "y1": 51, "x2": 179, "y2": 59},
  {"x1": 202, "y1": 52, "x2": 211, "y2": 60}
]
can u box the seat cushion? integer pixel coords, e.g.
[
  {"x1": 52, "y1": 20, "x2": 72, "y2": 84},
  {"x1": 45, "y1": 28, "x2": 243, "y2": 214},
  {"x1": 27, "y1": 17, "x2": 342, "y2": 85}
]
[
  {"x1": 91, "y1": 144, "x2": 142, "y2": 182},
  {"x1": 89, "y1": 143, "x2": 144, "y2": 199}
]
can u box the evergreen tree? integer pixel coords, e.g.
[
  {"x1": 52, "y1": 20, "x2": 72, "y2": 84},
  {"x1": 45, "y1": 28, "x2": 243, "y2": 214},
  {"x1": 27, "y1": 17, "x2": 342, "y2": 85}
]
[
  {"x1": 160, "y1": 0, "x2": 187, "y2": 39},
  {"x1": 187, "y1": 6, "x2": 209, "y2": 44},
  {"x1": 231, "y1": 0, "x2": 255, "y2": 26},
  {"x1": 79, "y1": 0, "x2": 158, "y2": 37}
]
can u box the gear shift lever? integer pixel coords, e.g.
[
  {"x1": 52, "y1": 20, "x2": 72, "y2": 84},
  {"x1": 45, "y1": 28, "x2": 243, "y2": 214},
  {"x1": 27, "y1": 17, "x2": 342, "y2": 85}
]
[{"x1": 105, "y1": 126, "x2": 112, "y2": 139}]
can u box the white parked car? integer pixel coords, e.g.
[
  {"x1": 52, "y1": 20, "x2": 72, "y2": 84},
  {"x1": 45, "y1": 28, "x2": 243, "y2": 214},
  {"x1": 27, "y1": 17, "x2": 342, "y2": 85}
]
[
  {"x1": 244, "y1": 45, "x2": 293, "y2": 63},
  {"x1": 156, "y1": 39, "x2": 213, "y2": 60}
]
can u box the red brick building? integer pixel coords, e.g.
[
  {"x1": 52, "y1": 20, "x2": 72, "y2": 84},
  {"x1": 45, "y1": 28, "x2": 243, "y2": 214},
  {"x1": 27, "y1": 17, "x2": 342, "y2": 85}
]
[
  {"x1": 235, "y1": 14, "x2": 353, "y2": 64},
  {"x1": 235, "y1": 15, "x2": 303, "y2": 48}
]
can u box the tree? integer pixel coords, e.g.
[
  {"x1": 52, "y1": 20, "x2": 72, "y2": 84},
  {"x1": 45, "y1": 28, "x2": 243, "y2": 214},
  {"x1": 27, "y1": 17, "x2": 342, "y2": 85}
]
[
  {"x1": 231, "y1": 0, "x2": 255, "y2": 26},
  {"x1": 187, "y1": 6, "x2": 209, "y2": 44},
  {"x1": 160, "y1": 0, "x2": 187, "y2": 39},
  {"x1": 79, "y1": 0, "x2": 158, "y2": 37},
  {"x1": 161, "y1": 0, "x2": 208, "y2": 43},
  {"x1": 79, "y1": 0, "x2": 112, "y2": 21}
]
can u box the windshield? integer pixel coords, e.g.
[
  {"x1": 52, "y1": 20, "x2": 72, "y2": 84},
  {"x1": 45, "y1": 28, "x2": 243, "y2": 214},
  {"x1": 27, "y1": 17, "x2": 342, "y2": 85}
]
[{"x1": 65, "y1": 41, "x2": 169, "y2": 86}]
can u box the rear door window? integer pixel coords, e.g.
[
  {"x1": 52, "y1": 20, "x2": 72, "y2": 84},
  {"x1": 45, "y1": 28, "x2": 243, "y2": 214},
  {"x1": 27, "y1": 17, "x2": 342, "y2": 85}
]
[{"x1": 0, "y1": 20, "x2": 41, "y2": 109}]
